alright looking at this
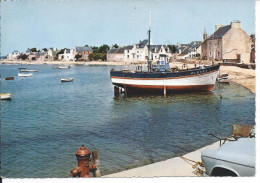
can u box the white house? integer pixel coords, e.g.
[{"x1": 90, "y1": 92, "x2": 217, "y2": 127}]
[
  {"x1": 176, "y1": 41, "x2": 201, "y2": 60},
  {"x1": 59, "y1": 46, "x2": 92, "y2": 61},
  {"x1": 47, "y1": 47, "x2": 58, "y2": 60},
  {"x1": 63, "y1": 49, "x2": 75, "y2": 61},
  {"x1": 7, "y1": 50, "x2": 20, "y2": 60},
  {"x1": 107, "y1": 39, "x2": 172, "y2": 63}
]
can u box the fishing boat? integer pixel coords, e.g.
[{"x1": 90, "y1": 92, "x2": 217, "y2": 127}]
[
  {"x1": 61, "y1": 78, "x2": 73, "y2": 82},
  {"x1": 0, "y1": 93, "x2": 12, "y2": 100},
  {"x1": 18, "y1": 67, "x2": 27, "y2": 70},
  {"x1": 20, "y1": 69, "x2": 38, "y2": 72},
  {"x1": 5, "y1": 77, "x2": 15, "y2": 80},
  {"x1": 110, "y1": 19, "x2": 220, "y2": 94},
  {"x1": 18, "y1": 73, "x2": 33, "y2": 77}
]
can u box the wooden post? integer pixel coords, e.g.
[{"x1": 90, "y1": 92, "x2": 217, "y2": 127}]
[
  {"x1": 92, "y1": 150, "x2": 101, "y2": 177},
  {"x1": 114, "y1": 86, "x2": 119, "y2": 96},
  {"x1": 164, "y1": 85, "x2": 166, "y2": 96}
]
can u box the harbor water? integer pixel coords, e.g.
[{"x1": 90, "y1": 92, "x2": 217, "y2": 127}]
[{"x1": 0, "y1": 64, "x2": 255, "y2": 178}]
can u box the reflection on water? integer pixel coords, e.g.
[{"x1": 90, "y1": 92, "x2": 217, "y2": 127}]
[{"x1": 0, "y1": 64, "x2": 255, "y2": 178}]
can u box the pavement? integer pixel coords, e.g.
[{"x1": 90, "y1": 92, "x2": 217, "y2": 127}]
[{"x1": 103, "y1": 141, "x2": 220, "y2": 177}]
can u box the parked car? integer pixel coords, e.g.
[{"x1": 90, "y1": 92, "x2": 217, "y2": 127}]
[{"x1": 201, "y1": 137, "x2": 255, "y2": 176}]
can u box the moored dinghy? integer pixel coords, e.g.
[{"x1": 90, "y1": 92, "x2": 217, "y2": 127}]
[
  {"x1": 61, "y1": 78, "x2": 73, "y2": 82},
  {"x1": 5, "y1": 77, "x2": 15, "y2": 80},
  {"x1": 18, "y1": 73, "x2": 33, "y2": 77},
  {"x1": 58, "y1": 66, "x2": 70, "y2": 69},
  {"x1": 20, "y1": 69, "x2": 38, "y2": 72},
  {"x1": 0, "y1": 93, "x2": 12, "y2": 100}
]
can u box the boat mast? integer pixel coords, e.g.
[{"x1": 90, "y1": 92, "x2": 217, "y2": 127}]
[{"x1": 148, "y1": 11, "x2": 152, "y2": 72}]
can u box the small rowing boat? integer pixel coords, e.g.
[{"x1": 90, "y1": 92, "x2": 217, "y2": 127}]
[
  {"x1": 5, "y1": 77, "x2": 15, "y2": 80},
  {"x1": 58, "y1": 66, "x2": 70, "y2": 69},
  {"x1": 0, "y1": 93, "x2": 12, "y2": 100},
  {"x1": 61, "y1": 78, "x2": 73, "y2": 82},
  {"x1": 18, "y1": 73, "x2": 33, "y2": 77},
  {"x1": 20, "y1": 69, "x2": 38, "y2": 72}
]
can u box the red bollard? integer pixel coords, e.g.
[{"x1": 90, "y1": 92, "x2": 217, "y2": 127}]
[{"x1": 70, "y1": 144, "x2": 97, "y2": 178}]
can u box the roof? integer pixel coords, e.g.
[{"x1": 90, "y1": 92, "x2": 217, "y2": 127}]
[
  {"x1": 65, "y1": 49, "x2": 71, "y2": 53},
  {"x1": 75, "y1": 46, "x2": 92, "y2": 52},
  {"x1": 208, "y1": 25, "x2": 231, "y2": 39},
  {"x1": 124, "y1": 45, "x2": 134, "y2": 50},
  {"x1": 138, "y1": 39, "x2": 149, "y2": 48},
  {"x1": 107, "y1": 48, "x2": 118, "y2": 54},
  {"x1": 107, "y1": 47, "x2": 125, "y2": 54}
]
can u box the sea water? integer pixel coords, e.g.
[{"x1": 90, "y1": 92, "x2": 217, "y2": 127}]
[{"x1": 0, "y1": 64, "x2": 255, "y2": 178}]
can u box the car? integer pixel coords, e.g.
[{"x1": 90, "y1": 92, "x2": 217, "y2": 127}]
[{"x1": 201, "y1": 137, "x2": 255, "y2": 176}]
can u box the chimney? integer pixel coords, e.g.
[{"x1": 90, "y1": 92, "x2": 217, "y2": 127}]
[
  {"x1": 215, "y1": 24, "x2": 224, "y2": 31},
  {"x1": 231, "y1": 20, "x2": 241, "y2": 29}
]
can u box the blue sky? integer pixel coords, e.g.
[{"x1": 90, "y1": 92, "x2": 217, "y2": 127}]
[{"x1": 0, "y1": 0, "x2": 255, "y2": 56}]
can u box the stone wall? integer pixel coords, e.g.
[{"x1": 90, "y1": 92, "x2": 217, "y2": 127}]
[{"x1": 222, "y1": 28, "x2": 251, "y2": 63}]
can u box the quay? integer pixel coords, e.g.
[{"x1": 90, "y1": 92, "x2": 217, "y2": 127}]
[{"x1": 104, "y1": 141, "x2": 219, "y2": 177}]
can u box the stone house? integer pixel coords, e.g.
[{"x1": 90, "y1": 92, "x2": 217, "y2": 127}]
[
  {"x1": 74, "y1": 46, "x2": 92, "y2": 61},
  {"x1": 107, "y1": 47, "x2": 125, "y2": 62},
  {"x1": 201, "y1": 21, "x2": 251, "y2": 63}
]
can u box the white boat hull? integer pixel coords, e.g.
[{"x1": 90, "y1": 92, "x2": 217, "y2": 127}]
[
  {"x1": 18, "y1": 73, "x2": 33, "y2": 77},
  {"x1": 0, "y1": 93, "x2": 12, "y2": 100},
  {"x1": 111, "y1": 68, "x2": 219, "y2": 93}
]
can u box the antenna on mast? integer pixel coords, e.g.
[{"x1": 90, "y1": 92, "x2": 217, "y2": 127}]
[
  {"x1": 147, "y1": 11, "x2": 152, "y2": 72},
  {"x1": 149, "y1": 11, "x2": 151, "y2": 31}
]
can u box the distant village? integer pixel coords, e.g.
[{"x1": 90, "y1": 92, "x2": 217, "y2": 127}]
[{"x1": 3, "y1": 21, "x2": 255, "y2": 64}]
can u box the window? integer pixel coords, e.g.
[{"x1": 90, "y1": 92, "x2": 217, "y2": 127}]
[
  {"x1": 127, "y1": 55, "x2": 129, "y2": 58},
  {"x1": 127, "y1": 50, "x2": 129, "y2": 53},
  {"x1": 137, "y1": 55, "x2": 139, "y2": 58}
]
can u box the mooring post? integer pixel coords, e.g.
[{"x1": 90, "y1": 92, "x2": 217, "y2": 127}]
[
  {"x1": 164, "y1": 85, "x2": 166, "y2": 96},
  {"x1": 114, "y1": 86, "x2": 119, "y2": 96},
  {"x1": 91, "y1": 150, "x2": 101, "y2": 177}
]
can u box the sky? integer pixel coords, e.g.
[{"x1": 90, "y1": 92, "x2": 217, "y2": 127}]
[{"x1": 0, "y1": 0, "x2": 256, "y2": 56}]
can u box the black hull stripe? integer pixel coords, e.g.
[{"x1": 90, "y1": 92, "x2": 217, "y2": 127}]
[{"x1": 111, "y1": 70, "x2": 217, "y2": 80}]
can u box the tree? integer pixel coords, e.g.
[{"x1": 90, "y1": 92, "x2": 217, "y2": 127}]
[
  {"x1": 84, "y1": 44, "x2": 89, "y2": 47},
  {"x1": 91, "y1": 46, "x2": 99, "y2": 53},
  {"x1": 112, "y1": 44, "x2": 119, "y2": 48},
  {"x1": 56, "y1": 48, "x2": 66, "y2": 57},
  {"x1": 168, "y1": 45, "x2": 177, "y2": 53},
  {"x1": 98, "y1": 44, "x2": 110, "y2": 53},
  {"x1": 18, "y1": 54, "x2": 28, "y2": 60},
  {"x1": 30, "y1": 48, "x2": 37, "y2": 52},
  {"x1": 75, "y1": 54, "x2": 82, "y2": 61},
  {"x1": 42, "y1": 48, "x2": 48, "y2": 52}
]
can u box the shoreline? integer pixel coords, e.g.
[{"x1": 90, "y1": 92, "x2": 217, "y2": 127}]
[
  {"x1": 104, "y1": 141, "x2": 220, "y2": 177},
  {"x1": 1, "y1": 60, "x2": 255, "y2": 93}
]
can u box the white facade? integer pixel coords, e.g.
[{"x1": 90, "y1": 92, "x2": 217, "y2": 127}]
[
  {"x1": 7, "y1": 51, "x2": 20, "y2": 60},
  {"x1": 47, "y1": 48, "x2": 58, "y2": 60},
  {"x1": 63, "y1": 49, "x2": 75, "y2": 61}
]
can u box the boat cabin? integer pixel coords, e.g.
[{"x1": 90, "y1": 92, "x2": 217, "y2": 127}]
[{"x1": 152, "y1": 54, "x2": 170, "y2": 72}]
